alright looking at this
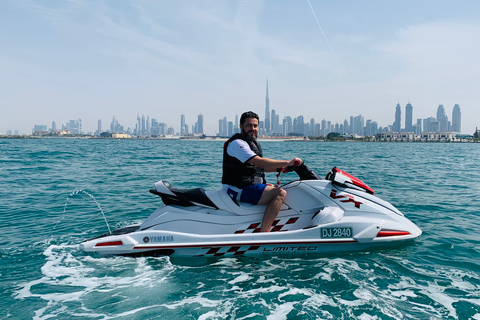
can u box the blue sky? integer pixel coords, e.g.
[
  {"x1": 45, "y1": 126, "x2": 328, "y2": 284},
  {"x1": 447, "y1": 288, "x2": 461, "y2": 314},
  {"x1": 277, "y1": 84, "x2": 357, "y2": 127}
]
[{"x1": 1, "y1": 0, "x2": 479, "y2": 135}]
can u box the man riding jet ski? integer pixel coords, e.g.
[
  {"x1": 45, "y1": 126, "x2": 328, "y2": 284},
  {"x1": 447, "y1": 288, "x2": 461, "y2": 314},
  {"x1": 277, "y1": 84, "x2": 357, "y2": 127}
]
[{"x1": 223, "y1": 111, "x2": 303, "y2": 232}]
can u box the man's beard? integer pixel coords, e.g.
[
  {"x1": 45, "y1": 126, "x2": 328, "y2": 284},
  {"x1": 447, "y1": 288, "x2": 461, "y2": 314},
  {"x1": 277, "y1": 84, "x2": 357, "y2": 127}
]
[{"x1": 242, "y1": 128, "x2": 257, "y2": 141}]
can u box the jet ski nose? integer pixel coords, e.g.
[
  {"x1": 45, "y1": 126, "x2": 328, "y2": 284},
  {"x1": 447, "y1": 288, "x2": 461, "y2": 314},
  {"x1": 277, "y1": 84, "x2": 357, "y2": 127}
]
[{"x1": 375, "y1": 222, "x2": 422, "y2": 240}]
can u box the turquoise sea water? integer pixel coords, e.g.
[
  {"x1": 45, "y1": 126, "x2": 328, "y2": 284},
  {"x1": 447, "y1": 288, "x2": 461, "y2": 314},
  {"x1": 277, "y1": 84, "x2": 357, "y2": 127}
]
[{"x1": 1, "y1": 138, "x2": 480, "y2": 319}]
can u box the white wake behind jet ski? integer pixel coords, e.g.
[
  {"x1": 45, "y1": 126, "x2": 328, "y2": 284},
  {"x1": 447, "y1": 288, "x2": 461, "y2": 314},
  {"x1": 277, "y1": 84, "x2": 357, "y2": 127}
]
[{"x1": 81, "y1": 165, "x2": 422, "y2": 257}]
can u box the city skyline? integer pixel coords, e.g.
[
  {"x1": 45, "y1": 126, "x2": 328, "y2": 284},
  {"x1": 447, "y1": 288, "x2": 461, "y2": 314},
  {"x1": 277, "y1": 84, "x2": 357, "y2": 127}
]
[
  {"x1": 23, "y1": 97, "x2": 464, "y2": 137},
  {"x1": 3, "y1": 94, "x2": 472, "y2": 136},
  {"x1": 1, "y1": 1, "x2": 480, "y2": 135},
  {"x1": 13, "y1": 80, "x2": 467, "y2": 136}
]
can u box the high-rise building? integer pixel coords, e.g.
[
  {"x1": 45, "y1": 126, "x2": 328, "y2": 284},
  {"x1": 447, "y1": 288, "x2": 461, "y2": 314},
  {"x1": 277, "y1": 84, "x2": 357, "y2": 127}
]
[
  {"x1": 353, "y1": 115, "x2": 364, "y2": 136},
  {"x1": 294, "y1": 115, "x2": 304, "y2": 135},
  {"x1": 111, "y1": 116, "x2": 120, "y2": 133},
  {"x1": 424, "y1": 116, "x2": 438, "y2": 133},
  {"x1": 436, "y1": 105, "x2": 448, "y2": 132},
  {"x1": 271, "y1": 109, "x2": 276, "y2": 133},
  {"x1": 51, "y1": 121, "x2": 57, "y2": 131},
  {"x1": 393, "y1": 103, "x2": 401, "y2": 132},
  {"x1": 97, "y1": 119, "x2": 102, "y2": 136},
  {"x1": 405, "y1": 102, "x2": 413, "y2": 132},
  {"x1": 136, "y1": 114, "x2": 141, "y2": 135},
  {"x1": 309, "y1": 118, "x2": 315, "y2": 136},
  {"x1": 146, "y1": 116, "x2": 150, "y2": 135},
  {"x1": 313, "y1": 123, "x2": 320, "y2": 136},
  {"x1": 321, "y1": 119, "x2": 327, "y2": 136},
  {"x1": 413, "y1": 119, "x2": 422, "y2": 135},
  {"x1": 222, "y1": 117, "x2": 227, "y2": 136},
  {"x1": 197, "y1": 114, "x2": 204, "y2": 134},
  {"x1": 452, "y1": 104, "x2": 461, "y2": 133},
  {"x1": 265, "y1": 79, "x2": 270, "y2": 134},
  {"x1": 343, "y1": 119, "x2": 349, "y2": 134},
  {"x1": 181, "y1": 115, "x2": 186, "y2": 136},
  {"x1": 365, "y1": 119, "x2": 378, "y2": 136},
  {"x1": 283, "y1": 116, "x2": 292, "y2": 135},
  {"x1": 271, "y1": 109, "x2": 280, "y2": 134},
  {"x1": 218, "y1": 119, "x2": 223, "y2": 136}
]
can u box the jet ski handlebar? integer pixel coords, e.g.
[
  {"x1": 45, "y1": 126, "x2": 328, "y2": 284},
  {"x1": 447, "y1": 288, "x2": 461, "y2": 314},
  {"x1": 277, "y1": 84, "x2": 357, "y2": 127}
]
[
  {"x1": 277, "y1": 159, "x2": 302, "y2": 174},
  {"x1": 276, "y1": 162, "x2": 321, "y2": 184}
]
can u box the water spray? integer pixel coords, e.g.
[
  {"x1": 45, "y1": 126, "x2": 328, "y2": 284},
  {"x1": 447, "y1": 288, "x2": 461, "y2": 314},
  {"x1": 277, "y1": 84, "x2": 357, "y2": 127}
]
[{"x1": 59, "y1": 190, "x2": 112, "y2": 234}]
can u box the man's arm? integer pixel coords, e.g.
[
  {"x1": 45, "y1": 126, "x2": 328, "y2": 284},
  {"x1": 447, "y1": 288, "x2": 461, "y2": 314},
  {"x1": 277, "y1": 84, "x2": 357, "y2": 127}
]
[{"x1": 249, "y1": 156, "x2": 302, "y2": 172}]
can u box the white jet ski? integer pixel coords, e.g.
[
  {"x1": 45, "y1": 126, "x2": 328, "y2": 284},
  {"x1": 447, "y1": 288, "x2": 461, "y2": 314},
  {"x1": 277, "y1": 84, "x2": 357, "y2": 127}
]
[{"x1": 81, "y1": 165, "x2": 422, "y2": 257}]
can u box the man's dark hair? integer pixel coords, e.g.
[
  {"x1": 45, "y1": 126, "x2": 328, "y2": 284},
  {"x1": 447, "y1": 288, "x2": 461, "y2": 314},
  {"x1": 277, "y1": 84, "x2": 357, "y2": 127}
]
[{"x1": 240, "y1": 111, "x2": 260, "y2": 125}]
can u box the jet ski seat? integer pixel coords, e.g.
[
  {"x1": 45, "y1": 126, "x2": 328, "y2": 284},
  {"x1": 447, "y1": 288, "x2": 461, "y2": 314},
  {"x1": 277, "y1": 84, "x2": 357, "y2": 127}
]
[
  {"x1": 150, "y1": 180, "x2": 287, "y2": 214},
  {"x1": 150, "y1": 181, "x2": 219, "y2": 209}
]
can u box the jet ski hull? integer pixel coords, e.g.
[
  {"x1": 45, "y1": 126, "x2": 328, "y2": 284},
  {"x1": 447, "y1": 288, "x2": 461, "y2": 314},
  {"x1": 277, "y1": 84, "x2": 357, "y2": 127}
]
[
  {"x1": 82, "y1": 228, "x2": 420, "y2": 257},
  {"x1": 81, "y1": 167, "x2": 422, "y2": 257},
  {"x1": 81, "y1": 211, "x2": 422, "y2": 257}
]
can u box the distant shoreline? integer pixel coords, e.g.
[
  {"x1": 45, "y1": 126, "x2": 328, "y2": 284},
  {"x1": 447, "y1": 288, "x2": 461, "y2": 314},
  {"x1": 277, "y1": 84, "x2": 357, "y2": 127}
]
[{"x1": 1, "y1": 135, "x2": 478, "y2": 143}]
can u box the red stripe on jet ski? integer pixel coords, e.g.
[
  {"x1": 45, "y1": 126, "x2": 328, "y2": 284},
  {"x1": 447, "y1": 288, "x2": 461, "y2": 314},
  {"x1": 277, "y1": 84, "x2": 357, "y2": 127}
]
[
  {"x1": 376, "y1": 230, "x2": 411, "y2": 237},
  {"x1": 95, "y1": 241, "x2": 123, "y2": 247}
]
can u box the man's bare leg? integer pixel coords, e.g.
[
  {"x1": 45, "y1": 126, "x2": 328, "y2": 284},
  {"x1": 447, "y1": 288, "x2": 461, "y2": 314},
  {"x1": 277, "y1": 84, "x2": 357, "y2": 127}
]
[{"x1": 257, "y1": 186, "x2": 287, "y2": 232}]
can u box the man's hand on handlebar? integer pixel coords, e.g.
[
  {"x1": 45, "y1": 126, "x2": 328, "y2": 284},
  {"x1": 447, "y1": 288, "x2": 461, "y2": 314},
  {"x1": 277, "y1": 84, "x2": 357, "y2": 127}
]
[{"x1": 277, "y1": 158, "x2": 303, "y2": 174}]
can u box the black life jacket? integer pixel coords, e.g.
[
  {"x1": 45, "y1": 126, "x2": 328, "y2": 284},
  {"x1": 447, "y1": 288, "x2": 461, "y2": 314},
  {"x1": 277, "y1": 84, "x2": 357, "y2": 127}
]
[{"x1": 222, "y1": 133, "x2": 266, "y2": 187}]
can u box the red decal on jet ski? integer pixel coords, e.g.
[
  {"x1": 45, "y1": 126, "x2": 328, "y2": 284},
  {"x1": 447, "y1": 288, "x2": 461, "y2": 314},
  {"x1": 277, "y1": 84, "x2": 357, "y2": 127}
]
[
  {"x1": 270, "y1": 219, "x2": 283, "y2": 232},
  {"x1": 330, "y1": 190, "x2": 363, "y2": 208},
  {"x1": 198, "y1": 245, "x2": 261, "y2": 257},
  {"x1": 235, "y1": 217, "x2": 301, "y2": 234},
  {"x1": 286, "y1": 217, "x2": 299, "y2": 224},
  {"x1": 206, "y1": 247, "x2": 221, "y2": 255}
]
